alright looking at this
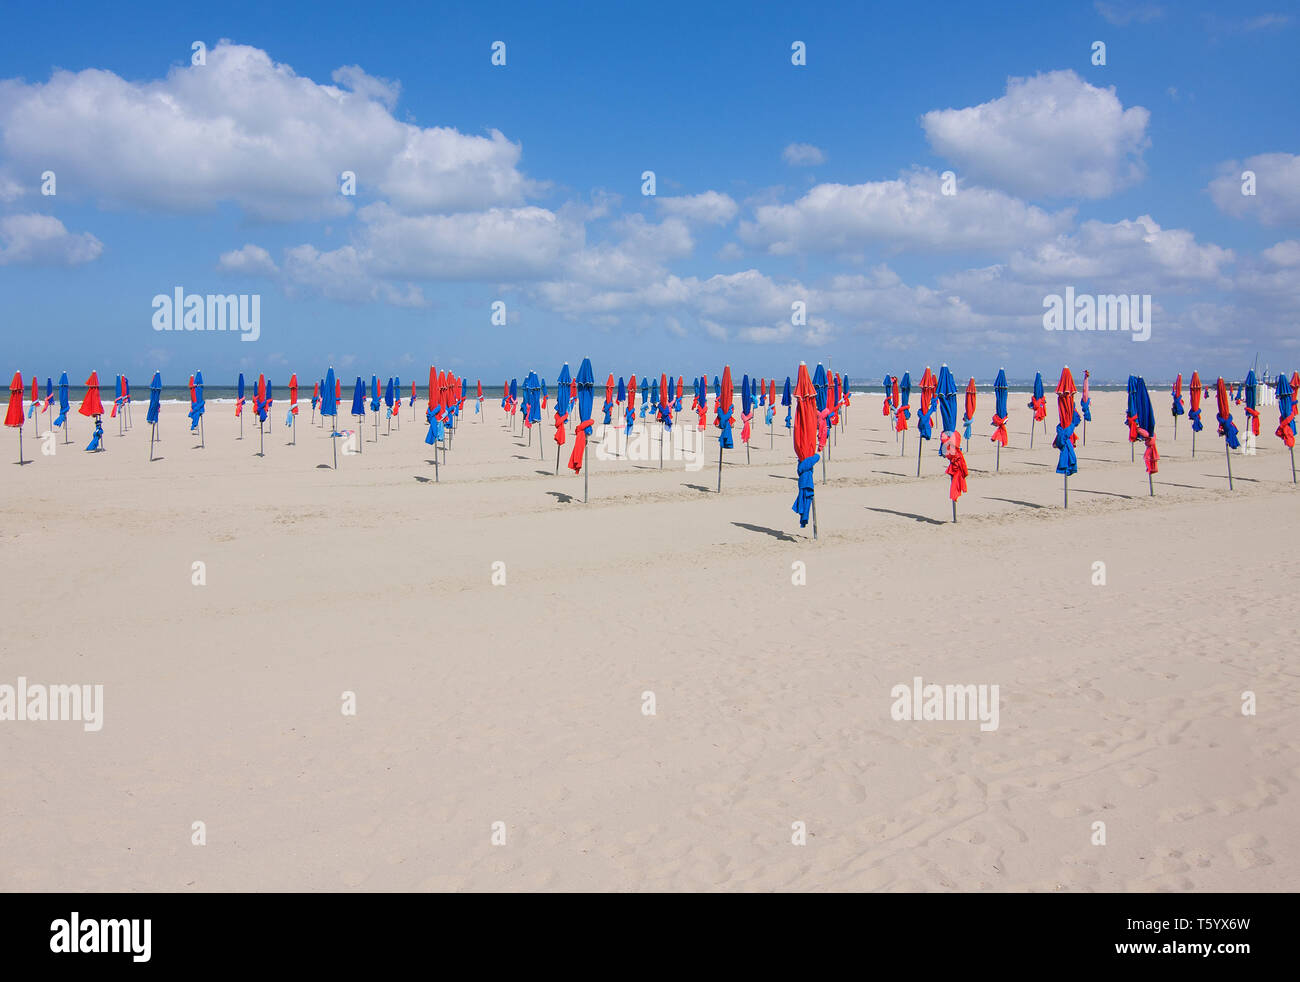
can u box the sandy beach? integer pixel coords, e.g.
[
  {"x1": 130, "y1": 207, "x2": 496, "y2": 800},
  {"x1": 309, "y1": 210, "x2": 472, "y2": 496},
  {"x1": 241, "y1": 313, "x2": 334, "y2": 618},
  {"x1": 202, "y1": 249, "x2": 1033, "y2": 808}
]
[{"x1": 1, "y1": 389, "x2": 1296, "y2": 892}]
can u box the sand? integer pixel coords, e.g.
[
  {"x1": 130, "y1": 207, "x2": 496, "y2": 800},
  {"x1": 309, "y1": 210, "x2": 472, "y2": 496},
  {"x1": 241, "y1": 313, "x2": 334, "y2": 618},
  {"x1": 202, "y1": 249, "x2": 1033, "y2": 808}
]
[{"x1": 1, "y1": 389, "x2": 1296, "y2": 892}]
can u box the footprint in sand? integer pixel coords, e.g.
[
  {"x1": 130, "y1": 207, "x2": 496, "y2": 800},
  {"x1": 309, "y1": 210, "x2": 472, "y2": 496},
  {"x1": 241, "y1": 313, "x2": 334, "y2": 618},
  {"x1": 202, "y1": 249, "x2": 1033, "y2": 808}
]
[
  {"x1": 1119, "y1": 767, "x2": 1158, "y2": 789},
  {"x1": 1226, "y1": 832, "x2": 1272, "y2": 870}
]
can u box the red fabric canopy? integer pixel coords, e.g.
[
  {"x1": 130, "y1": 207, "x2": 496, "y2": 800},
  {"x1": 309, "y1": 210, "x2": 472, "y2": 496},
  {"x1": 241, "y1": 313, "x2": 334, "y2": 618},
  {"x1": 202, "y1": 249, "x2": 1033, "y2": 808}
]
[
  {"x1": 79, "y1": 371, "x2": 105, "y2": 417},
  {"x1": 4, "y1": 373, "x2": 23, "y2": 427},
  {"x1": 793, "y1": 363, "x2": 817, "y2": 461}
]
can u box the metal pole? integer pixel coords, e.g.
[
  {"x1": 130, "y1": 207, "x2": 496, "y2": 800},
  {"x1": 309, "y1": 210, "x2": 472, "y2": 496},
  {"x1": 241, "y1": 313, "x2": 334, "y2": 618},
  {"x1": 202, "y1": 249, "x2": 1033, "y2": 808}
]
[
  {"x1": 1063, "y1": 474, "x2": 1067, "y2": 508},
  {"x1": 717, "y1": 444, "x2": 723, "y2": 493},
  {"x1": 916, "y1": 436, "x2": 922, "y2": 477},
  {"x1": 331, "y1": 418, "x2": 338, "y2": 469},
  {"x1": 1225, "y1": 440, "x2": 1234, "y2": 490}
]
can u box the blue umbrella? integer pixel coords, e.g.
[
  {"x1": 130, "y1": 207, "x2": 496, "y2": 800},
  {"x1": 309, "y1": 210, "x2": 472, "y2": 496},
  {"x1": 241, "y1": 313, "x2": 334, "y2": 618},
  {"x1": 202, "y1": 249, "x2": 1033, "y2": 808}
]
[
  {"x1": 572, "y1": 358, "x2": 595, "y2": 499},
  {"x1": 189, "y1": 371, "x2": 206, "y2": 449},
  {"x1": 898, "y1": 370, "x2": 912, "y2": 457},
  {"x1": 936, "y1": 365, "x2": 957, "y2": 451},
  {"x1": 741, "y1": 372, "x2": 752, "y2": 459},
  {"x1": 553, "y1": 363, "x2": 572, "y2": 473},
  {"x1": 54, "y1": 371, "x2": 70, "y2": 440},
  {"x1": 641, "y1": 376, "x2": 650, "y2": 419},
  {"x1": 369, "y1": 375, "x2": 380, "y2": 413},
  {"x1": 351, "y1": 377, "x2": 366, "y2": 455},
  {"x1": 1133, "y1": 376, "x2": 1157, "y2": 494},
  {"x1": 1052, "y1": 368, "x2": 1081, "y2": 493},
  {"x1": 1276, "y1": 373, "x2": 1297, "y2": 482},
  {"x1": 146, "y1": 372, "x2": 162, "y2": 459},
  {"x1": 384, "y1": 377, "x2": 395, "y2": 425},
  {"x1": 782, "y1": 376, "x2": 792, "y2": 429},
  {"x1": 322, "y1": 367, "x2": 339, "y2": 468},
  {"x1": 1244, "y1": 369, "x2": 1259, "y2": 445},
  {"x1": 1029, "y1": 371, "x2": 1045, "y2": 448},
  {"x1": 1125, "y1": 375, "x2": 1139, "y2": 461},
  {"x1": 236, "y1": 372, "x2": 246, "y2": 438},
  {"x1": 812, "y1": 364, "x2": 829, "y2": 477},
  {"x1": 523, "y1": 371, "x2": 542, "y2": 456},
  {"x1": 992, "y1": 368, "x2": 1008, "y2": 471},
  {"x1": 617, "y1": 376, "x2": 626, "y2": 404}
]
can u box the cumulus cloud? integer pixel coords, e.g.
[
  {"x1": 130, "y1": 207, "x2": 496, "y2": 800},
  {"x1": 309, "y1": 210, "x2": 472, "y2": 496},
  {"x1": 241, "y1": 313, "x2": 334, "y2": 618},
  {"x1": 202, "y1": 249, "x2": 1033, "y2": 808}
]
[
  {"x1": 656, "y1": 191, "x2": 738, "y2": 225},
  {"x1": 737, "y1": 170, "x2": 1073, "y2": 255},
  {"x1": 921, "y1": 70, "x2": 1150, "y2": 199},
  {"x1": 218, "y1": 243, "x2": 279, "y2": 276},
  {"x1": 0, "y1": 213, "x2": 102, "y2": 266},
  {"x1": 782, "y1": 143, "x2": 826, "y2": 166},
  {"x1": 0, "y1": 41, "x2": 535, "y2": 221},
  {"x1": 1208, "y1": 153, "x2": 1300, "y2": 225}
]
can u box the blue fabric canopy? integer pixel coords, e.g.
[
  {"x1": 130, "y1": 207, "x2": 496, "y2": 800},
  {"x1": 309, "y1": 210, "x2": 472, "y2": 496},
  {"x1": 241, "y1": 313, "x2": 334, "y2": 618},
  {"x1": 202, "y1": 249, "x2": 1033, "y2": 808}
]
[
  {"x1": 189, "y1": 371, "x2": 205, "y2": 430},
  {"x1": 556, "y1": 363, "x2": 571, "y2": 416},
  {"x1": 369, "y1": 375, "x2": 380, "y2": 413},
  {"x1": 575, "y1": 358, "x2": 594, "y2": 430},
  {"x1": 351, "y1": 377, "x2": 365, "y2": 418},
  {"x1": 1033, "y1": 372, "x2": 1044, "y2": 402},
  {"x1": 147, "y1": 372, "x2": 162, "y2": 425},
  {"x1": 55, "y1": 371, "x2": 70, "y2": 428},
  {"x1": 994, "y1": 369, "x2": 1008, "y2": 420},
  {"x1": 812, "y1": 364, "x2": 828, "y2": 415},
  {"x1": 936, "y1": 365, "x2": 957, "y2": 438},
  {"x1": 741, "y1": 373, "x2": 752, "y2": 417},
  {"x1": 781, "y1": 376, "x2": 792, "y2": 429},
  {"x1": 792, "y1": 453, "x2": 820, "y2": 527},
  {"x1": 322, "y1": 368, "x2": 337, "y2": 416},
  {"x1": 617, "y1": 376, "x2": 626, "y2": 403},
  {"x1": 899, "y1": 372, "x2": 912, "y2": 422},
  {"x1": 1133, "y1": 376, "x2": 1155, "y2": 435}
]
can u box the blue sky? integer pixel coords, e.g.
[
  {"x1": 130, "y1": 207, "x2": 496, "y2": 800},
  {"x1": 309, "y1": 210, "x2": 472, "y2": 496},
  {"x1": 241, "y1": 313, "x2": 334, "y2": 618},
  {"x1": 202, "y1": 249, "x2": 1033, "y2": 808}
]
[{"x1": 1, "y1": 0, "x2": 1297, "y2": 385}]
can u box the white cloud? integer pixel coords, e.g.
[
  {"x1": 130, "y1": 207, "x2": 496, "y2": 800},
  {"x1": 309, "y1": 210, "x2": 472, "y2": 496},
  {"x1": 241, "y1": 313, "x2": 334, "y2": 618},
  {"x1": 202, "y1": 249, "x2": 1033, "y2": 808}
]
[
  {"x1": 0, "y1": 42, "x2": 534, "y2": 221},
  {"x1": 1094, "y1": 2, "x2": 1164, "y2": 26},
  {"x1": 1208, "y1": 153, "x2": 1300, "y2": 225},
  {"x1": 737, "y1": 170, "x2": 1073, "y2": 255},
  {"x1": 1262, "y1": 240, "x2": 1300, "y2": 266},
  {"x1": 782, "y1": 143, "x2": 826, "y2": 166},
  {"x1": 921, "y1": 70, "x2": 1150, "y2": 199},
  {"x1": 218, "y1": 243, "x2": 279, "y2": 276},
  {"x1": 0, "y1": 213, "x2": 102, "y2": 266},
  {"x1": 281, "y1": 244, "x2": 426, "y2": 306},
  {"x1": 656, "y1": 191, "x2": 738, "y2": 225}
]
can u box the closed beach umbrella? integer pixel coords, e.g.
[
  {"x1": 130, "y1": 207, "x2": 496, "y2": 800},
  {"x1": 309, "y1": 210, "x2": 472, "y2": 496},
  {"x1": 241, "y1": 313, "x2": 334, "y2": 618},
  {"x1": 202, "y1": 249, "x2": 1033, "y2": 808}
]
[
  {"x1": 602, "y1": 374, "x2": 614, "y2": 427},
  {"x1": 1171, "y1": 373, "x2": 1185, "y2": 439},
  {"x1": 714, "y1": 365, "x2": 735, "y2": 493},
  {"x1": 1244, "y1": 369, "x2": 1260, "y2": 448},
  {"x1": 190, "y1": 370, "x2": 206, "y2": 448},
  {"x1": 1053, "y1": 367, "x2": 1081, "y2": 506},
  {"x1": 351, "y1": 377, "x2": 365, "y2": 456},
  {"x1": 554, "y1": 363, "x2": 571, "y2": 472},
  {"x1": 991, "y1": 369, "x2": 1008, "y2": 471},
  {"x1": 915, "y1": 366, "x2": 936, "y2": 475},
  {"x1": 792, "y1": 362, "x2": 820, "y2": 537},
  {"x1": 782, "y1": 376, "x2": 792, "y2": 430},
  {"x1": 1215, "y1": 377, "x2": 1239, "y2": 489},
  {"x1": 323, "y1": 366, "x2": 339, "y2": 469},
  {"x1": 147, "y1": 372, "x2": 162, "y2": 460},
  {"x1": 962, "y1": 378, "x2": 977, "y2": 443},
  {"x1": 882, "y1": 374, "x2": 893, "y2": 419},
  {"x1": 812, "y1": 363, "x2": 829, "y2": 453},
  {"x1": 740, "y1": 372, "x2": 753, "y2": 461},
  {"x1": 55, "y1": 372, "x2": 70, "y2": 440},
  {"x1": 1188, "y1": 370, "x2": 1203, "y2": 456},
  {"x1": 5, "y1": 373, "x2": 24, "y2": 464},
  {"x1": 80, "y1": 371, "x2": 106, "y2": 451},
  {"x1": 1133, "y1": 376, "x2": 1158, "y2": 495},
  {"x1": 1275, "y1": 373, "x2": 1296, "y2": 482},
  {"x1": 936, "y1": 365, "x2": 957, "y2": 445},
  {"x1": 288, "y1": 373, "x2": 300, "y2": 442},
  {"x1": 236, "y1": 372, "x2": 246, "y2": 438},
  {"x1": 569, "y1": 358, "x2": 595, "y2": 502},
  {"x1": 626, "y1": 372, "x2": 637, "y2": 438},
  {"x1": 1028, "y1": 371, "x2": 1046, "y2": 447},
  {"x1": 897, "y1": 371, "x2": 912, "y2": 455}
]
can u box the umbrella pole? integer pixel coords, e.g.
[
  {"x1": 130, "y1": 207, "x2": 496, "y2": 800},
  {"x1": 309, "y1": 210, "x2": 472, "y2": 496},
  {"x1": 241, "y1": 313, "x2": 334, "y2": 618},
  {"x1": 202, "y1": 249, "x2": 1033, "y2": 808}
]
[
  {"x1": 1225, "y1": 440, "x2": 1233, "y2": 490},
  {"x1": 240, "y1": 415, "x2": 243, "y2": 439},
  {"x1": 1082, "y1": 419, "x2": 1086, "y2": 447},
  {"x1": 660, "y1": 429, "x2": 664, "y2": 469},
  {"x1": 1174, "y1": 416, "x2": 1178, "y2": 440},
  {"x1": 952, "y1": 500, "x2": 957, "y2": 524},
  {"x1": 556, "y1": 443, "x2": 561, "y2": 476},
  {"x1": 540, "y1": 428, "x2": 544, "y2": 460},
  {"x1": 916, "y1": 436, "x2": 923, "y2": 477},
  {"x1": 717, "y1": 444, "x2": 723, "y2": 493},
  {"x1": 770, "y1": 422, "x2": 773, "y2": 448},
  {"x1": 900, "y1": 430, "x2": 906, "y2": 457},
  {"x1": 746, "y1": 441, "x2": 750, "y2": 465},
  {"x1": 1131, "y1": 442, "x2": 1134, "y2": 462},
  {"x1": 1063, "y1": 474, "x2": 1067, "y2": 508},
  {"x1": 331, "y1": 418, "x2": 338, "y2": 469},
  {"x1": 18, "y1": 427, "x2": 23, "y2": 465},
  {"x1": 1290, "y1": 445, "x2": 1296, "y2": 484},
  {"x1": 1149, "y1": 472, "x2": 1154, "y2": 496},
  {"x1": 996, "y1": 443, "x2": 1001, "y2": 472},
  {"x1": 812, "y1": 498, "x2": 818, "y2": 540},
  {"x1": 583, "y1": 440, "x2": 589, "y2": 503},
  {"x1": 150, "y1": 422, "x2": 155, "y2": 461},
  {"x1": 200, "y1": 417, "x2": 205, "y2": 449},
  {"x1": 1029, "y1": 423, "x2": 1034, "y2": 449},
  {"x1": 259, "y1": 421, "x2": 263, "y2": 456},
  {"x1": 1192, "y1": 430, "x2": 1196, "y2": 458}
]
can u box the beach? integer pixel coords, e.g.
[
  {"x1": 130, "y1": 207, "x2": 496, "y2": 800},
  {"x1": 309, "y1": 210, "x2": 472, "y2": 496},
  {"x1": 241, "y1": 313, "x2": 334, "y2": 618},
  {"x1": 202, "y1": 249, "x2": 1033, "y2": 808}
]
[{"x1": 1, "y1": 389, "x2": 1296, "y2": 892}]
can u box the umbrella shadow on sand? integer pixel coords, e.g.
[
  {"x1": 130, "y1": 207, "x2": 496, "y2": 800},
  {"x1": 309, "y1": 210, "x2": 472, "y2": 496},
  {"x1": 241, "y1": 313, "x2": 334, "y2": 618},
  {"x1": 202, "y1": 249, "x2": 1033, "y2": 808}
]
[
  {"x1": 1070, "y1": 488, "x2": 1133, "y2": 499},
  {"x1": 983, "y1": 496, "x2": 1045, "y2": 510},
  {"x1": 732, "y1": 522, "x2": 797, "y2": 542},
  {"x1": 682, "y1": 483, "x2": 712, "y2": 493},
  {"x1": 867, "y1": 506, "x2": 944, "y2": 526},
  {"x1": 547, "y1": 490, "x2": 575, "y2": 504}
]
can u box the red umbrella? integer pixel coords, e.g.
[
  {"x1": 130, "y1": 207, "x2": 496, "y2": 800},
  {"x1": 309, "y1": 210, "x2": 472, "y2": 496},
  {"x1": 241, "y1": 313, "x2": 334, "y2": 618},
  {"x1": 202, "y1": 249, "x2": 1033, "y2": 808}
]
[
  {"x1": 79, "y1": 371, "x2": 104, "y2": 417},
  {"x1": 335, "y1": 376, "x2": 342, "y2": 401},
  {"x1": 1054, "y1": 367, "x2": 1079, "y2": 507},
  {"x1": 5, "y1": 373, "x2": 25, "y2": 465},
  {"x1": 792, "y1": 362, "x2": 819, "y2": 537},
  {"x1": 1216, "y1": 377, "x2": 1239, "y2": 489},
  {"x1": 1189, "y1": 370, "x2": 1202, "y2": 457},
  {"x1": 29, "y1": 375, "x2": 39, "y2": 434},
  {"x1": 963, "y1": 377, "x2": 977, "y2": 441},
  {"x1": 714, "y1": 365, "x2": 734, "y2": 492}
]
